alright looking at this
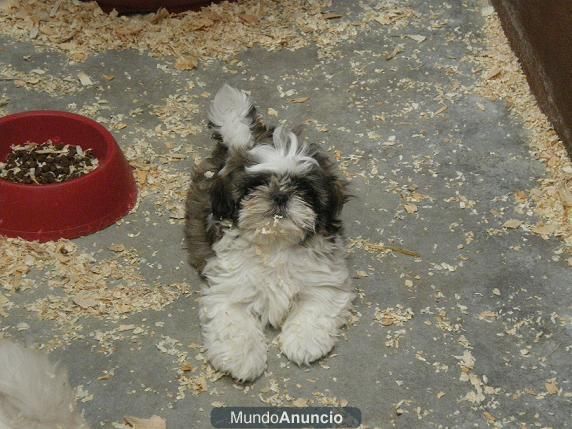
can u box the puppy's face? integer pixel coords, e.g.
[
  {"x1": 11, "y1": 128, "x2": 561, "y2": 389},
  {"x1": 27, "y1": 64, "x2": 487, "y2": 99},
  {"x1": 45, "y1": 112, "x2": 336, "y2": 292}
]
[
  {"x1": 209, "y1": 129, "x2": 348, "y2": 245},
  {"x1": 237, "y1": 173, "x2": 319, "y2": 245}
]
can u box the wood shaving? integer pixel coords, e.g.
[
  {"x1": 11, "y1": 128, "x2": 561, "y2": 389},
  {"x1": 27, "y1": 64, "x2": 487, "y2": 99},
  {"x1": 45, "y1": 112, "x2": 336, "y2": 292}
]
[
  {"x1": 176, "y1": 357, "x2": 223, "y2": 399},
  {"x1": 321, "y1": 13, "x2": 343, "y2": 20},
  {"x1": 349, "y1": 238, "x2": 420, "y2": 258},
  {"x1": 0, "y1": 293, "x2": 10, "y2": 317},
  {"x1": 289, "y1": 96, "x2": 310, "y2": 104},
  {"x1": 545, "y1": 379, "x2": 559, "y2": 395},
  {"x1": 175, "y1": 55, "x2": 198, "y2": 71},
  {"x1": 384, "y1": 46, "x2": 402, "y2": 61},
  {"x1": 406, "y1": 34, "x2": 426, "y2": 43},
  {"x1": 366, "y1": 5, "x2": 415, "y2": 28},
  {"x1": 483, "y1": 411, "x2": 497, "y2": 424},
  {"x1": 478, "y1": 311, "x2": 498, "y2": 321},
  {"x1": 374, "y1": 305, "x2": 414, "y2": 327},
  {"x1": 0, "y1": 63, "x2": 80, "y2": 94},
  {"x1": 475, "y1": 15, "x2": 572, "y2": 251},
  {"x1": 384, "y1": 329, "x2": 406, "y2": 349},
  {"x1": 0, "y1": 0, "x2": 383, "y2": 64},
  {"x1": 502, "y1": 219, "x2": 523, "y2": 229},
  {"x1": 403, "y1": 203, "x2": 418, "y2": 214},
  {"x1": 76, "y1": 71, "x2": 93, "y2": 86},
  {"x1": 151, "y1": 94, "x2": 201, "y2": 138},
  {"x1": 0, "y1": 238, "x2": 191, "y2": 333},
  {"x1": 312, "y1": 392, "x2": 349, "y2": 407},
  {"x1": 455, "y1": 348, "x2": 499, "y2": 405},
  {"x1": 124, "y1": 415, "x2": 167, "y2": 429}
]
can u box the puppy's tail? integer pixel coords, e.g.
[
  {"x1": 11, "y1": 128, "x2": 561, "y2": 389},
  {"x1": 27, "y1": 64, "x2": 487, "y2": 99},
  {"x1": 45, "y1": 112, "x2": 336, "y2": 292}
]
[
  {"x1": 208, "y1": 84, "x2": 256, "y2": 150},
  {"x1": 0, "y1": 340, "x2": 89, "y2": 429}
]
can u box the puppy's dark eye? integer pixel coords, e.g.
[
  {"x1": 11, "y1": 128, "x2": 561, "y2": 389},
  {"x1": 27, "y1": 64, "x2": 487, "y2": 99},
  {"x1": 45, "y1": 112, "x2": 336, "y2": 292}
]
[
  {"x1": 239, "y1": 174, "x2": 270, "y2": 197},
  {"x1": 293, "y1": 177, "x2": 322, "y2": 207},
  {"x1": 293, "y1": 177, "x2": 315, "y2": 197}
]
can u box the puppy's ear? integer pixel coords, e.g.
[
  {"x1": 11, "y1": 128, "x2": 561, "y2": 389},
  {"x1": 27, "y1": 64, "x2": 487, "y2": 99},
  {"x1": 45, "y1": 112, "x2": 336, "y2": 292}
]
[
  {"x1": 321, "y1": 174, "x2": 350, "y2": 234},
  {"x1": 326, "y1": 174, "x2": 350, "y2": 216},
  {"x1": 210, "y1": 176, "x2": 237, "y2": 220}
]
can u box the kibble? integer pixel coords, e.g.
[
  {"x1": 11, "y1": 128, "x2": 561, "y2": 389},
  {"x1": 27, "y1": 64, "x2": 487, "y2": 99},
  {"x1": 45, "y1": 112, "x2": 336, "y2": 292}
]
[{"x1": 0, "y1": 140, "x2": 99, "y2": 184}]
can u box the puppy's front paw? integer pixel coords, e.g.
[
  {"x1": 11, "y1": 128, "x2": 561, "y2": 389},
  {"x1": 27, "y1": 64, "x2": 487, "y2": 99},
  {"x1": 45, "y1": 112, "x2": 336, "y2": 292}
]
[
  {"x1": 226, "y1": 343, "x2": 267, "y2": 382},
  {"x1": 279, "y1": 323, "x2": 336, "y2": 366},
  {"x1": 203, "y1": 326, "x2": 267, "y2": 382}
]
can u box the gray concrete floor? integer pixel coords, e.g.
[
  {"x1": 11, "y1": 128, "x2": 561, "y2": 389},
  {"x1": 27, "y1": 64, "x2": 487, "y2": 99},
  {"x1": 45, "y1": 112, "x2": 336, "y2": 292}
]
[{"x1": 1, "y1": 1, "x2": 571, "y2": 428}]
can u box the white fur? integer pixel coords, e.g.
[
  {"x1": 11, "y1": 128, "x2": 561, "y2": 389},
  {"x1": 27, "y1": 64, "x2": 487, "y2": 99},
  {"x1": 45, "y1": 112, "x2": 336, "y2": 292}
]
[
  {"x1": 208, "y1": 84, "x2": 254, "y2": 150},
  {"x1": 0, "y1": 341, "x2": 89, "y2": 429},
  {"x1": 200, "y1": 229, "x2": 354, "y2": 381},
  {"x1": 246, "y1": 127, "x2": 318, "y2": 175}
]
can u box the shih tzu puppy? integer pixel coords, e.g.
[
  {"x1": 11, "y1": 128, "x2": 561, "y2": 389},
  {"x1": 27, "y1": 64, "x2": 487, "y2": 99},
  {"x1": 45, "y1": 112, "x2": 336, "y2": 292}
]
[
  {"x1": 185, "y1": 85, "x2": 354, "y2": 381},
  {"x1": 0, "y1": 340, "x2": 89, "y2": 429}
]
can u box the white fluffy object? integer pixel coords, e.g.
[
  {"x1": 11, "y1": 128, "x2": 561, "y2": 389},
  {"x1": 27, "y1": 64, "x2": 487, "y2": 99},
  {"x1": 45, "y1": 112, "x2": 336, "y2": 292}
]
[
  {"x1": 246, "y1": 126, "x2": 318, "y2": 175},
  {"x1": 200, "y1": 230, "x2": 354, "y2": 381},
  {"x1": 0, "y1": 340, "x2": 89, "y2": 429},
  {"x1": 208, "y1": 84, "x2": 254, "y2": 150}
]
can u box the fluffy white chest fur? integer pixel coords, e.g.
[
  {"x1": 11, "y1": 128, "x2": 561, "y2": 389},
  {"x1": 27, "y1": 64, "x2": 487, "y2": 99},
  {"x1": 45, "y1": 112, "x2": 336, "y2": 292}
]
[
  {"x1": 199, "y1": 229, "x2": 354, "y2": 381},
  {"x1": 203, "y1": 228, "x2": 350, "y2": 328}
]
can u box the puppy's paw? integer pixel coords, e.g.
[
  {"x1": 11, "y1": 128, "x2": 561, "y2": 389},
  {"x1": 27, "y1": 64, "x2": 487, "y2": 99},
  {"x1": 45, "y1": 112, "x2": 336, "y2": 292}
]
[
  {"x1": 279, "y1": 323, "x2": 336, "y2": 366},
  {"x1": 225, "y1": 344, "x2": 267, "y2": 382},
  {"x1": 203, "y1": 326, "x2": 267, "y2": 382}
]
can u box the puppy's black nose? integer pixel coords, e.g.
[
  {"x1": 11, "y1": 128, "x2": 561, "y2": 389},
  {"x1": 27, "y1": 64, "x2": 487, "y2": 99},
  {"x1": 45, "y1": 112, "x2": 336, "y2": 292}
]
[{"x1": 272, "y1": 191, "x2": 289, "y2": 206}]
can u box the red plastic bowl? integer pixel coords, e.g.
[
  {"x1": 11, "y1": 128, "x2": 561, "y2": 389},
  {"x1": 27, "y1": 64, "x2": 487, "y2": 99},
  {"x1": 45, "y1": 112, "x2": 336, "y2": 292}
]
[{"x1": 0, "y1": 111, "x2": 137, "y2": 242}]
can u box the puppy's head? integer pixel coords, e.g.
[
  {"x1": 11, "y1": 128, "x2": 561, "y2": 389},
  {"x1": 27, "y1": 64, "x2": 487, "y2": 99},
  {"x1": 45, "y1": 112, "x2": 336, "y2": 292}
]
[{"x1": 210, "y1": 127, "x2": 348, "y2": 246}]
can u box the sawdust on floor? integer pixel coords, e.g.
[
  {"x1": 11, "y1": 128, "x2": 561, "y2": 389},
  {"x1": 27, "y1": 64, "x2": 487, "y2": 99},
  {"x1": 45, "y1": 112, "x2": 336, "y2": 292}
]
[{"x1": 475, "y1": 15, "x2": 572, "y2": 253}]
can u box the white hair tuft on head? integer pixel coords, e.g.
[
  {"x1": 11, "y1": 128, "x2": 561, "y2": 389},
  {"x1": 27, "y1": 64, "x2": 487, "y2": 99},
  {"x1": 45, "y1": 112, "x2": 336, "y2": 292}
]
[{"x1": 246, "y1": 126, "x2": 318, "y2": 175}]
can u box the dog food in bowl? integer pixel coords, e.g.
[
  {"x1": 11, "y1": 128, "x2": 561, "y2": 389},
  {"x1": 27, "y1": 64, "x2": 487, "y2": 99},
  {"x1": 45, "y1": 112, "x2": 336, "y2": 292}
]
[{"x1": 0, "y1": 140, "x2": 99, "y2": 185}]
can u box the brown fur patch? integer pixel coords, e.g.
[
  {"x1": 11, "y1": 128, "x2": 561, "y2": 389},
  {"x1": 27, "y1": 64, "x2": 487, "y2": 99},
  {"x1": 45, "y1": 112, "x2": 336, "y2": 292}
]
[
  {"x1": 184, "y1": 144, "x2": 227, "y2": 273},
  {"x1": 185, "y1": 122, "x2": 273, "y2": 273}
]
